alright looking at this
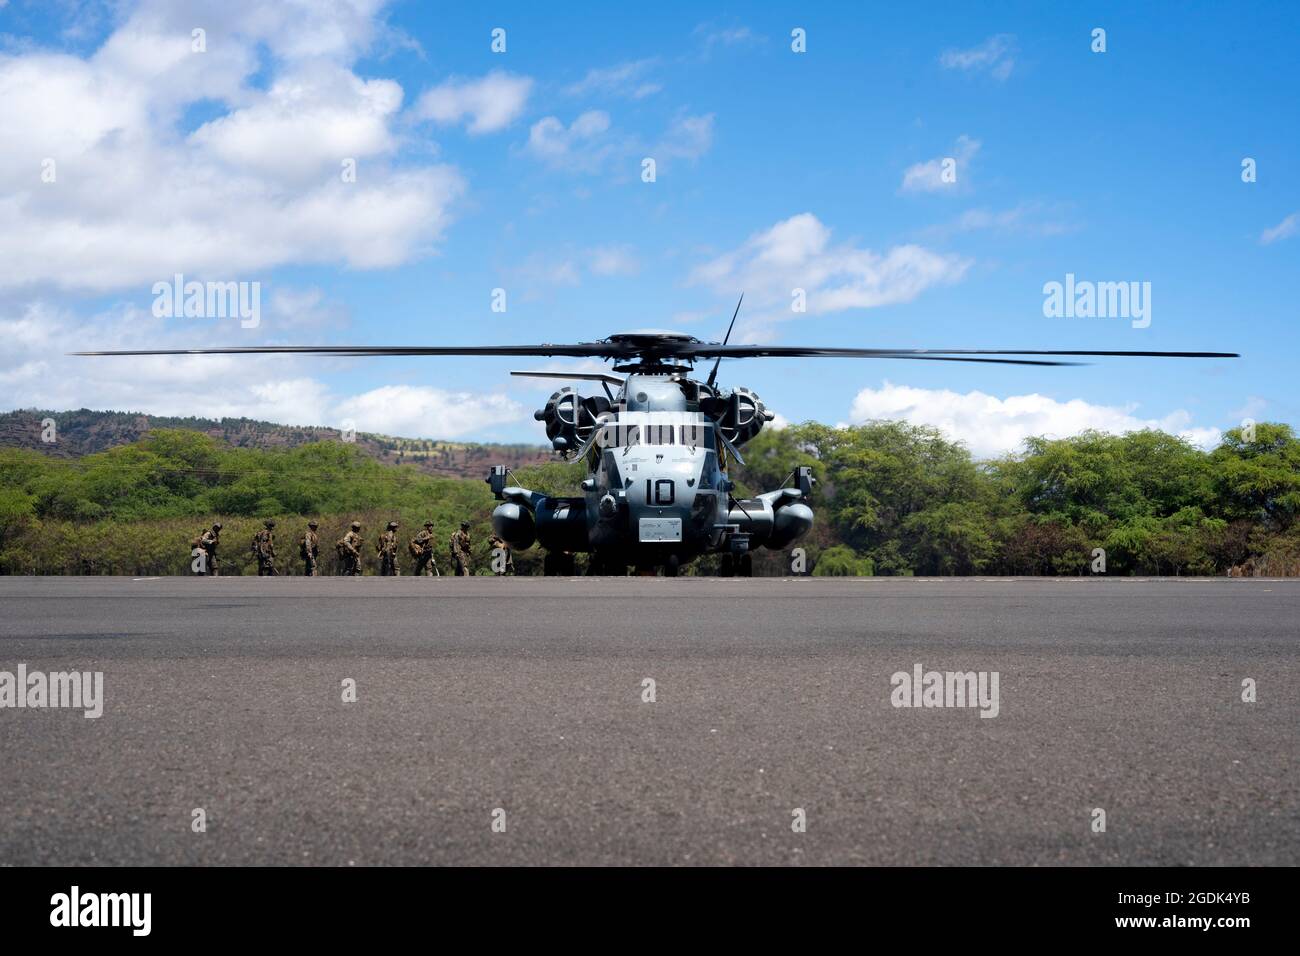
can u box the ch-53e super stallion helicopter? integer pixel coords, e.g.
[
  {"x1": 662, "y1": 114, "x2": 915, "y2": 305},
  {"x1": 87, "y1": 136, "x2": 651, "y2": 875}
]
[{"x1": 77, "y1": 298, "x2": 1237, "y2": 576}]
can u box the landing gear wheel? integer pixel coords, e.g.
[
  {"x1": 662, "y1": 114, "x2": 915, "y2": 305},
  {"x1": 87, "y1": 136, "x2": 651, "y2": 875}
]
[
  {"x1": 719, "y1": 554, "x2": 735, "y2": 578},
  {"x1": 737, "y1": 553, "x2": 753, "y2": 577},
  {"x1": 663, "y1": 555, "x2": 680, "y2": 577}
]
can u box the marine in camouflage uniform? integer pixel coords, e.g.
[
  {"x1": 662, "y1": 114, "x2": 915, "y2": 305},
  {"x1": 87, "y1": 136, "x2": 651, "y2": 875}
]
[
  {"x1": 377, "y1": 521, "x2": 401, "y2": 576},
  {"x1": 337, "y1": 521, "x2": 364, "y2": 576},
  {"x1": 450, "y1": 521, "x2": 472, "y2": 576},
  {"x1": 252, "y1": 520, "x2": 277, "y2": 576},
  {"x1": 488, "y1": 533, "x2": 514, "y2": 576},
  {"x1": 300, "y1": 521, "x2": 320, "y2": 577},
  {"x1": 198, "y1": 522, "x2": 222, "y2": 576},
  {"x1": 409, "y1": 521, "x2": 439, "y2": 576}
]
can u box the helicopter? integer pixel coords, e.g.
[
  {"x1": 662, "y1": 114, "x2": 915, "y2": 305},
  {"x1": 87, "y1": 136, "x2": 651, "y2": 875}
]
[{"x1": 76, "y1": 298, "x2": 1237, "y2": 576}]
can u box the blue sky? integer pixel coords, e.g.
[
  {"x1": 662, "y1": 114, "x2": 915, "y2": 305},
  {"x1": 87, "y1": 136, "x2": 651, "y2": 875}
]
[{"x1": 1, "y1": 0, "x2": 1296, "y2": 456}]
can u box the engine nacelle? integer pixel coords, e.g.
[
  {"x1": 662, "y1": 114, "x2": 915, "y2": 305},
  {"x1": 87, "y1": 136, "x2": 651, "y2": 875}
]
[
  {"x1": 534, "y1": 388, "x2": 611, "y2": 455},
  {"x1": 705, "y1": 386, "x2": 774, "y2": 447}
]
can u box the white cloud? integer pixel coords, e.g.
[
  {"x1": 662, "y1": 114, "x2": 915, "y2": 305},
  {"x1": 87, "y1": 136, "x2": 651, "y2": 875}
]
[
  {"x1": 847, "y1": 381, "x2": 1220, "y2": 458},
  {"x1": 901, "y1": 135, "x2": 980, "y2": 194},
  {"x1": 0, "y1": 163, "x2": 464, "y2": 291},
  {"x1": 525, "y1": 109, "x2": 714, "y2": 177},
  {"x1": 0, "y1": 0, "x2": 463, "y2": 293},
  {"x1": 265, "y1": 286, "x2": 351, "y2": 330},
  {"x1": 923, "y1": 201, "x2": 1078, "y2": 239},
  {"x1": 341, "y1": 385, "x2": 524, "y2": 438},
  {"x1": 693, "y1": 23, "x2": 763, "y2": 55},
  {"x1": 0, "y1": 300, "x2": 523, "y2": 439},
  {"x1": 564, "y1": 59, "x2": 661, "y2": 99},
  {"x1": 689, "y1": 213, "x2": 970, "y2": 336},
  {"x1": 189, "y1": 68, "x2": 403, "y2": 180},
  {"x1": 1259, "y1": 212, "x2": 1297, "y2": 245},
  {"x1": 413, "y1": 70, "x2": 533, "y2": 134},
  {"x1": 653, "y1": 112, "x2": 714, "y2": 163},
  {"x1": 1230, "y1": 396, "x2": 1268, "y2": 421},
  {"x1": 94, "y1": 0, "x2": 390, "y2": 104},
  {"x1": 525, "y1": 110, "x2": 614, "y2": 172},
  {"x1": 940, "y1": 34, "x2": 1017, "y2": 81},
  {"x1": 507, "y1": 244, "x2": 641, "y2": 289}
]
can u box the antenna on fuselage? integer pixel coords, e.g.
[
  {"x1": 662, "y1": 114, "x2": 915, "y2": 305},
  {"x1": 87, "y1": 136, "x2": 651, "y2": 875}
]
[{"x1": 705, "y1": 293, "x2": 743, "y2": 390}]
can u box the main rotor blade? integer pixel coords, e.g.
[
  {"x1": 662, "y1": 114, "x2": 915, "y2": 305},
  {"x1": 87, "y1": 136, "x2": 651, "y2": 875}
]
[
  {"x1": 684, "y1": 346, "x2": 1240, "y2": 360},
  {"x1": 71, "y1": 344, "x2": 629, "y2": 358},
  {"x1": 73, "y1": 344, "x2": 1239, "y2": 367},
  {"x1": 867, "y1": 355, "x2": 1084, "y2": 366},
  {"x1": 71, "y1": 344, "x2": 1082, "y2": 367}
]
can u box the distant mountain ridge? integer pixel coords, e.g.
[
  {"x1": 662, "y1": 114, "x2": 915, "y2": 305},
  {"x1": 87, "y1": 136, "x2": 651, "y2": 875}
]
[{"x1": 0, "y1": 408, "x2": 553, "y2": 480}]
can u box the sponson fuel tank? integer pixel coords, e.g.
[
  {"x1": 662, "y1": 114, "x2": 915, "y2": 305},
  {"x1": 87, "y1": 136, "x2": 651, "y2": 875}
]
[{"x1": 727, "y1": 490, "x2": 814, "y2": 550}]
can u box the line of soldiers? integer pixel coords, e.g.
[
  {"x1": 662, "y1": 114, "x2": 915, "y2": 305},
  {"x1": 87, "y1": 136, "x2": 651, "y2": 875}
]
[{"x1": 193, "y1": 520, "x2": 514, "y2": 576}]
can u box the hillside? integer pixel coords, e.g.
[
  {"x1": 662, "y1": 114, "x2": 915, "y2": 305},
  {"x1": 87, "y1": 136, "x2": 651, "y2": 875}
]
[{"x1": 0, "y1": 408, "x2": 553, "y2": 480}]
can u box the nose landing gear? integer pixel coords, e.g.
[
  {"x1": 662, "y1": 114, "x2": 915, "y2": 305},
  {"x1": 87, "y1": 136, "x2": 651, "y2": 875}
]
[
  {"x1": 720, "y1": 532, "x2": 753, "y2": 577},
  {"x1": 718, "y1": 553, "x2": 752, "y2": 577}
]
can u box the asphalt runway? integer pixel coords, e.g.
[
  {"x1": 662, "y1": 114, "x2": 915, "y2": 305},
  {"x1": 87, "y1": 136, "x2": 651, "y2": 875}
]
[{"x1": 1, "y1": 576, "x2": 1296, "y2": 866}]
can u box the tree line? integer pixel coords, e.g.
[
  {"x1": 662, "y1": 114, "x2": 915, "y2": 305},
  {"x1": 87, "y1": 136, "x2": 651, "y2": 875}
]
[
  {"x1": 735, "y1": 420, "x2": 1300, "y2": 576},
  {"x1": 1, "y1": 422, "x2": 1296, "y2": 576}
]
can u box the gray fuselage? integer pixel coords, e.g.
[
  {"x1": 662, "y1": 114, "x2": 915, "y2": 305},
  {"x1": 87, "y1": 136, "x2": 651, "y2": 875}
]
[{"x1": 584, "y1": 373, "x2": 727, "y2": 561}]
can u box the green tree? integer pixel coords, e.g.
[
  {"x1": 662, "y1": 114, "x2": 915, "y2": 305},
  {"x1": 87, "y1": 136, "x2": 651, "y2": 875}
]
[
  {"x1": 1211, "y1": 423, "x2": 1300, "y2": 530},
  {"x1": 811, "y1": 545, "x2": 874, "y2": 576}
]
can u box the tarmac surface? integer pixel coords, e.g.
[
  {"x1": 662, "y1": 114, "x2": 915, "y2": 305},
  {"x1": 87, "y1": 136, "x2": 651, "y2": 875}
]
[{"x1": 0, "y1": 576, "x2": 1296, "y2": 866}]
